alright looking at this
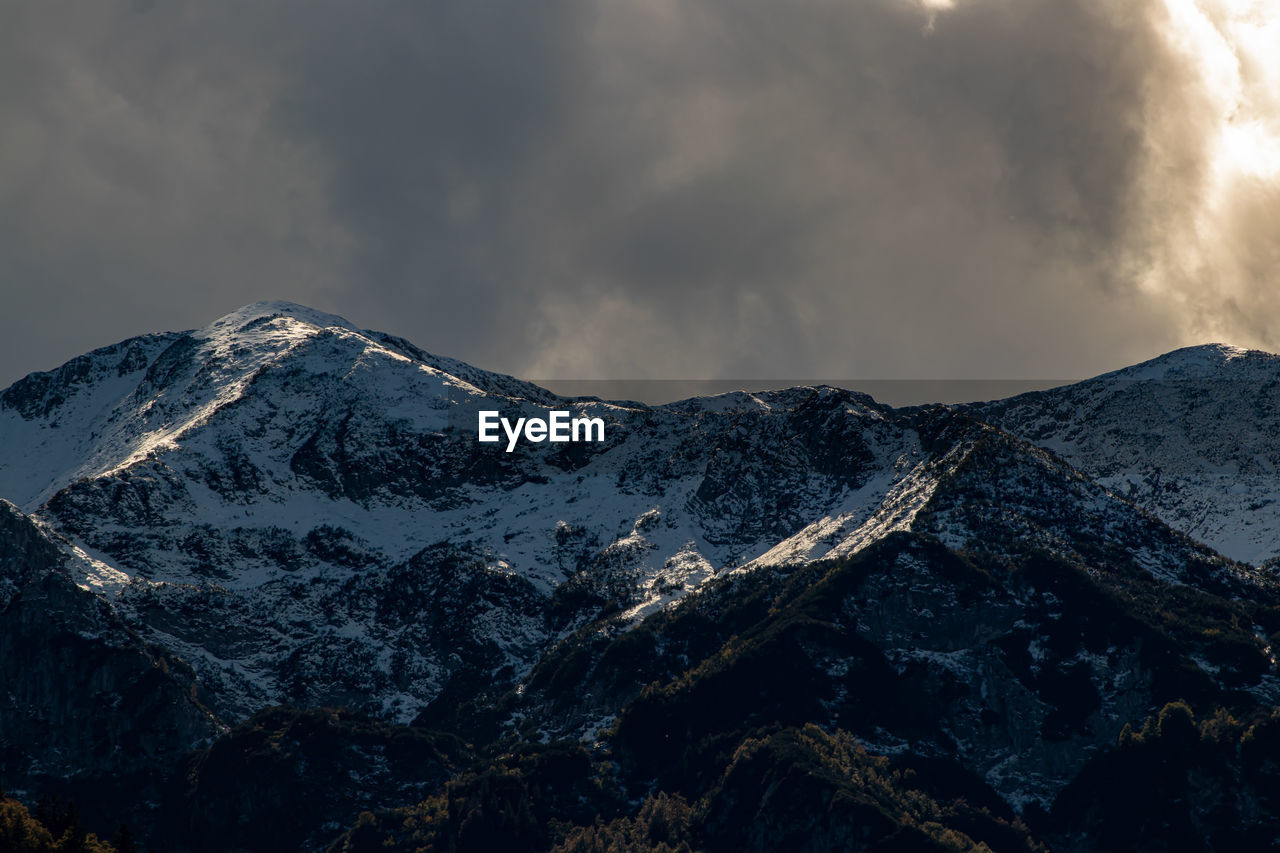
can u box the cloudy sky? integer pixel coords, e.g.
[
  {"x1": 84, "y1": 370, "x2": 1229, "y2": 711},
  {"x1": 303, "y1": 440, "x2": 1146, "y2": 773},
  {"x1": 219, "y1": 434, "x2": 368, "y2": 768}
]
[{"x1": 2, "y1": 0, "x2": 1277, "y2": 392}]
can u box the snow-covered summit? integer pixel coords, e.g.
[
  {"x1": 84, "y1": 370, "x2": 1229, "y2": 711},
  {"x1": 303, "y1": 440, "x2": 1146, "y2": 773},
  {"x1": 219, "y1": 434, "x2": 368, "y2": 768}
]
[
  {"x1": 0, "y1": 302, "x2": 562, "y2": 510},
  {"x1": 1101, "y1": 343, "x2": 1273, "y2": 382},
  {"x1": 208, "y1": 300, "x2": 363, "y2": 334},
  {"x1": 0, "y1": 303, "x2": 930, "y2": 722},
  {"x1": 971, "y1": 342, "x2": 1280, "y2": 565}
]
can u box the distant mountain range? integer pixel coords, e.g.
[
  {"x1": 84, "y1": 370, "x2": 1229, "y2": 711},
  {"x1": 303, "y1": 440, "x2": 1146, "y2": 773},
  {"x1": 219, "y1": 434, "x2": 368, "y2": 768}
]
[{"x1": 5, "y1": 302, "x2": 1280, "y2": 851}]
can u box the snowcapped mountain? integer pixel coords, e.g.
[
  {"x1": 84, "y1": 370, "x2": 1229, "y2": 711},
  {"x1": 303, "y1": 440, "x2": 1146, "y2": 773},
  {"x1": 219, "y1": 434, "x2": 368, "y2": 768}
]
[
  {"x1": 505, "y1": 411, "x2": 1280, "y2": 810},
  {"x1": 746, "y1": 410, "x2": 1266, "y2": 596},
  {"x1": 968, "y1": 343, "x2": 1280, "y2": 566},
  {"x1": 7, "y1": 305, "x2": 1280, "y2": 851},
  {"x1": 0, "y1": 302, "x2": 924, "y2": 725}
]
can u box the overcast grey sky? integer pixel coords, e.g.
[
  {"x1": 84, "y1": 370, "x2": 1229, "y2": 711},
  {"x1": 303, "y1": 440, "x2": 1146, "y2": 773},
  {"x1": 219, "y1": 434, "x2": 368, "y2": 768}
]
[{"x1": 2, "y1": 0, "x2": 1277, "y2": 391}]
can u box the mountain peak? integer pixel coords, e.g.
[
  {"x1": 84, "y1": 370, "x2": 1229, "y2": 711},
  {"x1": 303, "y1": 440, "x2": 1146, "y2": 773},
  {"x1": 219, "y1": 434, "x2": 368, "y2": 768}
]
[
  {"x1": 1111, "y1": 342, "x2": 1274, "y2": 381},
  {"x1": 203, "y1": 301, "x2": 361, "y2": 337}
]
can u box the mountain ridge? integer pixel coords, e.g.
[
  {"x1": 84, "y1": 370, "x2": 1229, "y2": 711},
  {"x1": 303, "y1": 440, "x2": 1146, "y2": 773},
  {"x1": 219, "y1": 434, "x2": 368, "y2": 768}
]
[
  {"x1": 967, "y1": 341, "x2": 1280, "y2": 565},
  {"x1": 7, "y1": 304, "x2": 1280, "y2": 850}
]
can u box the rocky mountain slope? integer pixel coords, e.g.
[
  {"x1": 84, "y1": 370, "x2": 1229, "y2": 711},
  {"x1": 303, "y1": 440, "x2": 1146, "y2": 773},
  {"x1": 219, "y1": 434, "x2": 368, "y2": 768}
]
[
  {"x1": 6, "y1": 303, "x2": 1280, "y2": 851},
  {"x1": 0, "y1": 302, "x2": 922, "y2": 725},
  {"x1": 968, "y1": 343, "x2": 1280, "y2": 566}
]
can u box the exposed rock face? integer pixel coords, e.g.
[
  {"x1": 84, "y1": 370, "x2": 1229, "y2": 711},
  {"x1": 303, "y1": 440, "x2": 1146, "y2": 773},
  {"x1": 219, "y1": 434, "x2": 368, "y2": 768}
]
[{"x1": 0, "y1": 500, "x2": 220, "y2": 803}]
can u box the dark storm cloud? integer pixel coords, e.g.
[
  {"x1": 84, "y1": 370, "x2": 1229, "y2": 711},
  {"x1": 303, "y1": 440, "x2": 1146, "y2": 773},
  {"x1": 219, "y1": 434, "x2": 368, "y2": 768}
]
[
  {"x1": 0, "y1": 1, "x2": 358, "y2": 379},
  {"x1": 266, "y1": 1, "x2": 597, "y2": 354},
  {"x1": 1, "y1": 0, "x2": 1272, "y2": 391}
]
